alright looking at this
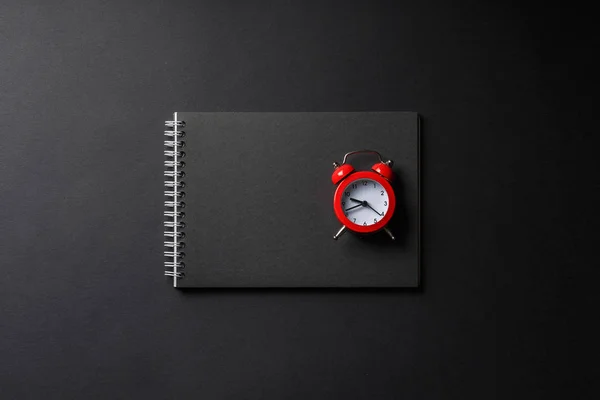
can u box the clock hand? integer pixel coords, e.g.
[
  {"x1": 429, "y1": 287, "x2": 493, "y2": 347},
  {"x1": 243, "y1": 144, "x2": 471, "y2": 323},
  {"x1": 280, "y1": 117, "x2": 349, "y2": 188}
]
[
  {"x1": 344, "y1": 204, "x2": 363, "y2": 212},
  {"x1": 364, "y1": 202, "x2": 383, "y2": 216},
  {"x1": 349, "y1": 198, "x2": 363, "y2": 204}
]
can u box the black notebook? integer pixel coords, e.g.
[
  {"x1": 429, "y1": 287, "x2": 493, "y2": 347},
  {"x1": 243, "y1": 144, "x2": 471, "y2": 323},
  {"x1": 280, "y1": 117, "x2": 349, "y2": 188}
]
[{"x1": 164, "y1": 112, "x2": 420, "y2": 288}]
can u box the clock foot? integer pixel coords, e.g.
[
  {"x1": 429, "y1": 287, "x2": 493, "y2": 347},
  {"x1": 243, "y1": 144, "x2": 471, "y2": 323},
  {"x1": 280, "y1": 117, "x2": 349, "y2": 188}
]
[
  {"x1": 383, "y1": 226, "x2": 395, "y2": 240},
  {"x1": 333, "y1": 225, "x2": 347, "y2": 240}
]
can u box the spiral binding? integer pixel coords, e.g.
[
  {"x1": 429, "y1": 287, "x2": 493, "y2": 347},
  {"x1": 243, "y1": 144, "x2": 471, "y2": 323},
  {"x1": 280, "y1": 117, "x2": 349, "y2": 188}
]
[{"x1": 164, "y1": 114, "x2": 186, "y2": 285}]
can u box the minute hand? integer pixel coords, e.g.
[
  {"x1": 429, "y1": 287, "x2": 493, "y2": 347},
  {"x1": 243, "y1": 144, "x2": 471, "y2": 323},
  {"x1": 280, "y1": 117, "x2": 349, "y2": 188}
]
[{"x1": 364, "y1": 202, "x2": 383, "y2": 216}]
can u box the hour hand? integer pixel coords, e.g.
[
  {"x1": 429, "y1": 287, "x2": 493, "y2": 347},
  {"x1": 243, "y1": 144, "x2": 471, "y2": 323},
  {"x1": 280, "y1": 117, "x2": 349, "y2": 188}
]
[{"x1": 350, "y1": 197, "x2": 363, "y2": 204}]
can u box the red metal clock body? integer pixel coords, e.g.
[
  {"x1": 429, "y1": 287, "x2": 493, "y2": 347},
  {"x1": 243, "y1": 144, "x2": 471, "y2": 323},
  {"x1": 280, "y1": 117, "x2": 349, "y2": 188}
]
[
  {"x1": 333, "y1": 171, "x2": 396, "y2": 234},
  {"x1": 331, "y1": 150, "x2": 397, "y2": 240}
]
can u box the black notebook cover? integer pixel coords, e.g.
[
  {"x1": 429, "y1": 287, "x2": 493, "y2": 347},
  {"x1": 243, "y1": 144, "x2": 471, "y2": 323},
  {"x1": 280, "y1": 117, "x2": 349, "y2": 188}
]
[{"x1": 165, "y1": 112, "x2": 420, "y2": 288}]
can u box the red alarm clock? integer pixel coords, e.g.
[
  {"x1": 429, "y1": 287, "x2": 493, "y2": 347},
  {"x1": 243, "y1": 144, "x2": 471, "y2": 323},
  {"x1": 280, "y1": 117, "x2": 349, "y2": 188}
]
[{"x1": 331, "y1": 150, "x2": 396, "y2": 240}]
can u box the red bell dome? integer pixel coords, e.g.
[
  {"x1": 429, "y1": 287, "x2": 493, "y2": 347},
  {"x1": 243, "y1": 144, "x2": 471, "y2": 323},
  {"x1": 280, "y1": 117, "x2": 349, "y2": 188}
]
[
  {"x1": 331, "y1": 164, "x2": 355, "y2": 185},
  {"x1": 371, "y1": 162, "x2": 394, "y2": 181}
]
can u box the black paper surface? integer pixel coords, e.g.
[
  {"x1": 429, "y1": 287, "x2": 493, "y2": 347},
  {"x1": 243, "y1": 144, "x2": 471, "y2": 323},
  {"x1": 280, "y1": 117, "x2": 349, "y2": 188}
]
[{"x1": 176, "y1": 112, "x2": 419, "y2": 287}]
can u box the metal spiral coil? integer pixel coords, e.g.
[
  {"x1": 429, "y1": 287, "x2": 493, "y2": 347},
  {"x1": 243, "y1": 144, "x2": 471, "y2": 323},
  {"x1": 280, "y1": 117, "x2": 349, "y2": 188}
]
[
  {"x1": 164, "y1": 116, "x2": 186, "y2": 284},
  {"x1": 164, "y1": 181, "x2": 185, "y2": 189}
]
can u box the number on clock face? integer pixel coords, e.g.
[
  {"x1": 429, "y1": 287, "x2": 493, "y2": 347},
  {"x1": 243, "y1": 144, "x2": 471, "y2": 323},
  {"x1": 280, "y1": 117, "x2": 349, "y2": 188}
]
[{"x1": 342, "y1": 178, "x2": 389, "y2": 226}]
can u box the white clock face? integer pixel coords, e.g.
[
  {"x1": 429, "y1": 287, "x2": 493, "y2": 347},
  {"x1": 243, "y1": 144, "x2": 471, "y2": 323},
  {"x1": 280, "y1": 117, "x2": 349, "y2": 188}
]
[{"x1": 340, "y1": 178, "x2": 390, "y2": 226}]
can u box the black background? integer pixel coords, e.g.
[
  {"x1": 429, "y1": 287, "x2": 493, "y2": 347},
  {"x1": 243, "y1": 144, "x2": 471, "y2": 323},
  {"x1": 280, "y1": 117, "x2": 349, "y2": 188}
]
[{"x1": 0, "y1": 0, "x2": 596, "y2": 398}]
